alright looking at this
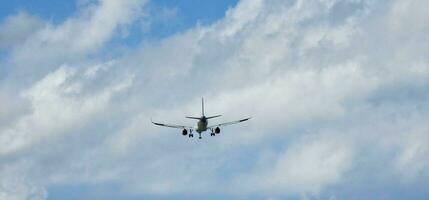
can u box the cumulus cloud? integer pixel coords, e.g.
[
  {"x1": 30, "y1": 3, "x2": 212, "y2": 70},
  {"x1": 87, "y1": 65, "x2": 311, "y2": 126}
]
[
  {"x1": 0, "y1": 11, "x2": 44, "y2": 49},
  {"x1": 0, "y1": 63, "x2": 134, "y2": 155},
  {"x1": 3, "y1": 0, "x2": 147, "y2": 81},
  {"x1": 232, "y1": 134, "x2": 354, "y2": 196},
  {"x1": 1, "y1": 0, "x2": 429, "y2": 199}
]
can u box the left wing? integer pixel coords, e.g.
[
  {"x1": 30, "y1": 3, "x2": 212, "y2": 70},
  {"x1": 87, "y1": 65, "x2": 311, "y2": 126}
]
[
  {"x1": 151, "y1": 119, "x2": 193, "y2": 129},
  {"x1": 207, "y1": 117, "x2": 251, "y2": 129}
]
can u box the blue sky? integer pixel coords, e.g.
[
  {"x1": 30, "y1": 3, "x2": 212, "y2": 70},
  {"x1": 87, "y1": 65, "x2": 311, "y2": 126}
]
[
  {"x1": 0, "y1": 0, "x2": 76, "y2": 23},
  {"x1": 1, "y1": 0, "x2": 429, "y2": 200},
  {"x1": 0, "y1": 0, "x2": 238, "y2": 26},
  {"x1": 1, "y1": 0, "x2": 238, "y2": 43}
]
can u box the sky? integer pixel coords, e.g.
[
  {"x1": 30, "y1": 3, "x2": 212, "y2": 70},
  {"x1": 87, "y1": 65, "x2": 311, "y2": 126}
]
[{"x1": 0, "y1": 0, "x2": 428, "y2": 199}]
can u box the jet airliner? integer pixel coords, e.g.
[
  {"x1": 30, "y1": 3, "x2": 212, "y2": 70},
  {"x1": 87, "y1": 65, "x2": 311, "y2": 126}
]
[{"x1": 151, "y1": 98, "x2": 250, "y2": 139}]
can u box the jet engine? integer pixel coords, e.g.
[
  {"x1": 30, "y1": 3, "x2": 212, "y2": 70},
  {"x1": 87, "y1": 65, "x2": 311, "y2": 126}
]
[
  {"x1": 182, "y1": 129, "x2": 188, "y2": 136},
  {"x1": 215, "y1": 127, "x2": 220, "y2": 134}
]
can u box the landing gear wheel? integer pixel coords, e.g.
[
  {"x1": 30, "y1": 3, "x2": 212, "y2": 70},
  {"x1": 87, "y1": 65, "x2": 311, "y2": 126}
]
[
  {"x1": 189, "y1": 134, "x2": 193, "y2": 138},
  {"x1": 199, "y1": 136, "x2": 202, "y2": 139},
  {"x1": 210, "y1": 133, "x2": 215, "y2": 136}
]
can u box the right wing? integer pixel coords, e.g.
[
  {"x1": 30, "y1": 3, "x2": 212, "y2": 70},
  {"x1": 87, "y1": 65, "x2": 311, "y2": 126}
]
[
  {"x1": 151, "y1": 119, "x2": 193, "y2": 129},
  {"x1": 207, "y1": 117, "x2": 251, "y2": 129}
]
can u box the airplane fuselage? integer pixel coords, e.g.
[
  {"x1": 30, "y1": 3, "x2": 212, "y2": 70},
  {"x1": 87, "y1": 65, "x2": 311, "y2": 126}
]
[
  {"x1": 196, "y1": 116, "x2": 208, "y2": 133},
  {"x1": 151, "y1": 98, "x2": 250, "y2": 139}
]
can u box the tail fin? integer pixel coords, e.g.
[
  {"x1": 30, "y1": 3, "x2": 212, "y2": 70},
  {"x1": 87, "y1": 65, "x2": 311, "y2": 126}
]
[{"x1": 202, "y1": 98, "x2": 205, "y2": 116}]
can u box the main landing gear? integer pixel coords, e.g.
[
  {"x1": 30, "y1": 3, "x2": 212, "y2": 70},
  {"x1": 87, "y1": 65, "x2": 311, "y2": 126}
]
[
  {"x1": 210, "y1": 128, "x2": 215, "y2": 136},
  {"x1": 188, "y1": 130, "x2": 215, "y2": 139}
]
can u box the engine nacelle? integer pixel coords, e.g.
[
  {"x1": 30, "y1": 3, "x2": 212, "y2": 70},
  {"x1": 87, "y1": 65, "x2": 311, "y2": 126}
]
[
  {"x1": 215, "y1": 127, "x2": 220, "y2": 134},
  {"x1": 182, "y1": 129, "x2": 188, "y2": 136}
]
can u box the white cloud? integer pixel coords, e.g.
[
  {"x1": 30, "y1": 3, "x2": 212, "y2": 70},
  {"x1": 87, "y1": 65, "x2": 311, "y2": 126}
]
[
  {"x1": 0, "y1": 11, "x2": 44, "y2": 49},
  {"x1": 5, "y1": 0, "x2": 148, "y2": 80},
  {"x1": 394, "y1": 131, "x2": 429, "y2": 181},
  {"x1": 0, "y1": 63, "x2": 133, "y2": 156},
  {"x1": 1, "y1": 0, "x2": 429, "y2": 199},
  {"x1": 233, "y1": 134, "x2": 353, "y2": 196}
]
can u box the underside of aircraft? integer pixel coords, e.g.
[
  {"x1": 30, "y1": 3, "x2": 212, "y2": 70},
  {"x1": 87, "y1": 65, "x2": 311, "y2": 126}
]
[{"x1": 151, "y1": 98, "x2": 251, "y2": 139}]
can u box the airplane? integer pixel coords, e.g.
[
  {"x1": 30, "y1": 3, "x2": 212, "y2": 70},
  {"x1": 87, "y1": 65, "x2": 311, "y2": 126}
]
[{"x1": 151, "y1": 98, "x2": 251, "y2": 139}]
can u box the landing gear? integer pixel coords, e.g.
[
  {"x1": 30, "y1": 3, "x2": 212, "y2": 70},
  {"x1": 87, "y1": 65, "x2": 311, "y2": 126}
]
[
  {"x1": 189, "y1": 134, "x2": 193, "y2": 138},
  {"x1": 198, "y1": 133, "x2": 202, "y2": 139}
]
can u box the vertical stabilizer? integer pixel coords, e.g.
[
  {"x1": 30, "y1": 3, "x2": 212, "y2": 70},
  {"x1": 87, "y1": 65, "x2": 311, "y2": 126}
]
[{"x1": 202, "y1": 98, "x2": 205, "y2": 116}]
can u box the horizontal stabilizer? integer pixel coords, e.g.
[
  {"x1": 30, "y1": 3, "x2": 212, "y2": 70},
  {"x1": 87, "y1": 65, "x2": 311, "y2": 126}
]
[
  {"x1": 186, "y1": 116, "x2": 200, "y2": 120},
  {"x1": 206, "y1": 115, "x2": 222, "y2": 119}
]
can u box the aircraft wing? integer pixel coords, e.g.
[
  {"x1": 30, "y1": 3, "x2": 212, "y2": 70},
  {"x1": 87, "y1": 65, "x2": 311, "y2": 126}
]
[
  {"x1": 207, "y1": 117, "x2": 251, "y2": 129},
  {"x1": 151, "y1": 119, "x2": 193, "y2": 129}
]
